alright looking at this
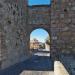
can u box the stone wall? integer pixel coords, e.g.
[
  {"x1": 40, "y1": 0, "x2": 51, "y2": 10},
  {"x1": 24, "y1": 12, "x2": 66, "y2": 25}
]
[
  {"x1": 28, "y1": 0, "x2": 75, "y2": 60},
  {"x1": 0, "y1": 0, "x2": 30, "y2": 69},
  {"x1": 0, "y1": 0, "x2": 75, "y2": 69},
  {"x1": 50, "y1": 0, "x2": 75, "y2": 59}
]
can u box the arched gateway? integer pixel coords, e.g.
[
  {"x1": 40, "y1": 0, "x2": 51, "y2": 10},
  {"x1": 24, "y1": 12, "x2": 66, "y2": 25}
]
[{"x1": 0, "y1": 0, "x2": 75, "y2": 69}]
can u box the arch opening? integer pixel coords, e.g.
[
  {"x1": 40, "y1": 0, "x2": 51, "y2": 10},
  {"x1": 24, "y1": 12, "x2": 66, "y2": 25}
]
[{"x1": 30, "y1": 28, "x2": 51, "y2": 57}]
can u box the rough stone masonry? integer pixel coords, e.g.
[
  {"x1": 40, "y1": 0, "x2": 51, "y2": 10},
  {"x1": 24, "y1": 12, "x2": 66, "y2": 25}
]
[
  {"x1": 0, "y1": 0, "x2": 75, "y2": 69},
  {"x1": 0, "y1": 0, "x2": 30, "y2": 69}
]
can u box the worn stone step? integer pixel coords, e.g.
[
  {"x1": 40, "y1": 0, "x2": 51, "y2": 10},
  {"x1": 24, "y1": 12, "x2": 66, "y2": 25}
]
[{"x1": 20, "y1": 71, "x2": 54, "y2": 75}]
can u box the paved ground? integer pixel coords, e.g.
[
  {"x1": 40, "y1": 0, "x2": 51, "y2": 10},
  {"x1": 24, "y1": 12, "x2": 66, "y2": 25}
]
[
  {"x1": 20, "y1": 71, "x2": 54, "y2": 75},
  {"x1": 0, "y1": 54, "x2": 53, "y2": 75},
  {"x1": 34, "y1": 51, "x2": 50, "y2": 56},
  {"x1": 60, "y1": 54, "x2": 75, "y2": 75}
]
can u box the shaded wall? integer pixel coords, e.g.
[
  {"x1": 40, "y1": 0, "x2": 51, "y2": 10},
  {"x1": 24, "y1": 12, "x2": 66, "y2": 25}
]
[
  {"x1": 0, "y1": 0, "x2": 75, "y2": 69},
  {"x1": 28, "y1": 0, "x2": 75, "y2": 60},
  {"x1": 0, "y1": 0, "x2": 30, "y2": 69},
  {"x1": 50, "y1": 0, "x2": 75, "y2": 59}
]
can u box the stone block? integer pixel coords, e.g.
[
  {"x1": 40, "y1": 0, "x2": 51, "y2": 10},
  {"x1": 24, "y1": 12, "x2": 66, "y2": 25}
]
[{"x1": 72, "y1": 6, "x2": 75, "y2": 10}]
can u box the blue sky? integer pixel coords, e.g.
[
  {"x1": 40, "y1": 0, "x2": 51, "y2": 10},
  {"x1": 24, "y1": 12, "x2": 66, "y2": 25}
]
[
  {"x1": 30, "y1": 29, "x2": 49, "y2": 43},
  {"x1": 28, "y1": 0, "x2": 51, "y2": 5}
]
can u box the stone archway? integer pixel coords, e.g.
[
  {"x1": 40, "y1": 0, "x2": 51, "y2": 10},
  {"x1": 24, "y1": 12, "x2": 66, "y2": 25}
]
[
  {"x1": 29, "y1": 28, "x2": 51, "y2": 56},
  {"x1": 0, "y1": 0, "x2": 75, "y2": 70},
  {"x1": 27, "y1": 4, "x2": 52, "y2": 58}
]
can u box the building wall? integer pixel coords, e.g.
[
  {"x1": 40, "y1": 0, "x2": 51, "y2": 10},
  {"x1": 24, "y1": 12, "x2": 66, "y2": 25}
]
[
  {"x1": 28, "y1": 5, "x2": 50, "y2": 25},
  {"x1": 30, "y1": 39, "x2": 39, "y2": 50},
  {"x1": 28, "y1": 0, "x2": 75, "y2": 60},
  {"x1": 50, "y1": 0, "x2": 75, "y2": 59},
  {"x1": 45, "y1": 43, "x2": 50, "y2": 51},
  {"x1": 0, "y1": 0, "x2": 30, "y2": 69},
  {"x1": 0, "y1": 0, "x2": 75, "y2": 69}
]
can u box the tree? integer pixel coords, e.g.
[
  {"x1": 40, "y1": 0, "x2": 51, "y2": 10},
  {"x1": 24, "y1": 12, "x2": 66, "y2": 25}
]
[
  {"x1": 45, "y1": 36, "x2": 50, "y2": 45},
  {"x1": 39, "y1": 43, "x2": 45, "y2": 49}
]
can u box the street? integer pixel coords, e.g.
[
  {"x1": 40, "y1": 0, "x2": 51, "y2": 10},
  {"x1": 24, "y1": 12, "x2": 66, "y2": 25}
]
[{"x1": 0, "y1": 51, "x2": 53, "y2": 75}]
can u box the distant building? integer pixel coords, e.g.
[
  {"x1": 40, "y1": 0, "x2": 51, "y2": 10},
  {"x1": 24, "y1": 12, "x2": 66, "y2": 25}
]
[
  {"x1": 30, "y1": 39, "x2": 45, "y2": 50},
  {"x1": 30, "y1": 39, "x2": 39, "y2": 49},
  {"x1": 45, "y1": 43, "x2": 50, "y2": 51}
]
